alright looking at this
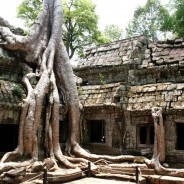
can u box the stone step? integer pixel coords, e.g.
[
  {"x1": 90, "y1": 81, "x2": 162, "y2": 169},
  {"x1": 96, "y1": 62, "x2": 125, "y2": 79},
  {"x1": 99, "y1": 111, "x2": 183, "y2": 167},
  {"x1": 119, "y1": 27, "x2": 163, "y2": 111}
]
[
  {"x1": 99, "y1": 164, "x2": 154, "y2": 175},
  {"x1": 95, "y1": 173, "x2": 146, "y2": 184},
  {"x1": 99, "y1": 165, "x2": 184, "y2": 184},
  {"x1": 144, "y1": 175, "x2": 184, "y2": 184}
]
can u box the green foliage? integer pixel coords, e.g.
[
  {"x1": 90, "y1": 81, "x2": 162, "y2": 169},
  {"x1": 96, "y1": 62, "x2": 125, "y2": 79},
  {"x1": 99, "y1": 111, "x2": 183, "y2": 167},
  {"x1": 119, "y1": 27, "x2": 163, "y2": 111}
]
[
  {"x1": 99, "y1": 73, "x2": 105, "y2": 85},
  {"x1": 12, "y1": 84, "x2": 24, "y2": 99},
  {"x1": 103, "y1": 24, "x2": 123, "y2": 42},
  {"x1": 17, "y1": 0, "x2": 42, "y2": 27},
  {"x1": 77, "y1": 85, "x2": 83, "y2": 96},
  {"x1": 161, "y1": 0, "x2": 184, "y2": 37},
  {"x1": 126, "y1": 0, "x2": 169, "y2": 41},
  {"x1": 17, "y1": 0, "x2": 106, "y2": 59},
  {"x1": 63, "y1": 0, "x2": 107, "y2": 58}
]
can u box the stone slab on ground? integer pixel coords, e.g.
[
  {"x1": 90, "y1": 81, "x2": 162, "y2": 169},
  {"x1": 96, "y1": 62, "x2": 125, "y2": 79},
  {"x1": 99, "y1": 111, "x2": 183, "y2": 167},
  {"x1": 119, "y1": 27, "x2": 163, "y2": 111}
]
[
  {"x1": 64, "y1": 178, "x2": 135, "y2": 184},
  {"x1": 146, "y1": 175, "x2": 184, "y2": 184},
  {"x1": 23, "y1": 168, "x2": 84, "y2": 184},
  {"x1": 47, "y1": 168, "x2": 83, "y2": 183}
]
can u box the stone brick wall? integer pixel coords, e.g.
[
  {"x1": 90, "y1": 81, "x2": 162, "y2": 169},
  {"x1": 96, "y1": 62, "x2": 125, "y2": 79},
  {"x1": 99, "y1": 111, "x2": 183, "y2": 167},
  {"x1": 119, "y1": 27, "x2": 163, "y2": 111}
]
[
  {"x1": 75, "y1": 36, "x2": 184, "y2": 162},
  {"x1": 0, "y1": 47, "x2": 30, "y2": 124},
  {"x1": 75, "y1": 36, "x2": 147, "y2": 85}
]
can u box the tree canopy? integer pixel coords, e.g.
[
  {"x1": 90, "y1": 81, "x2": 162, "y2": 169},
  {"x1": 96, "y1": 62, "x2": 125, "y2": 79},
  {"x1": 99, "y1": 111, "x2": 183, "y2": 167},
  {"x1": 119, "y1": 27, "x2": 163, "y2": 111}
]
[
  {"x1": 126, "y1": 0, "x2": 169, "y2": 41},
  {"x1": 103, "y1": 24, "x2": 124, "y2": 42},
  {"x1": 17, "y1": 0, "x2": 42, "y2": 27},
  {"x1": 160, "y1": 0, "x2": 184, "y2": 38},
  {"x1": 62, "y1": 0, "x2": 103, "y2": 58},
  {"x1": 17, "y1": 0, "x2": 104, "y2": 59}
]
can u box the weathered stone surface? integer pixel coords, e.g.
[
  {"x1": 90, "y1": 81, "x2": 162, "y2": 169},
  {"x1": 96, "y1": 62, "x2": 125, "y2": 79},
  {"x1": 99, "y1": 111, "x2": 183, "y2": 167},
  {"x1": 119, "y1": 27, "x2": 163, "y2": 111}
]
[
  {"x1": 148, "y1": 175, "x2": 184, "y2": 184},
  {"x1": 79, "y1": 83, "x2": 125, "y2": 107},
  {"x1": 73, "y1": 35, "x2": 184, "y2": 162}
]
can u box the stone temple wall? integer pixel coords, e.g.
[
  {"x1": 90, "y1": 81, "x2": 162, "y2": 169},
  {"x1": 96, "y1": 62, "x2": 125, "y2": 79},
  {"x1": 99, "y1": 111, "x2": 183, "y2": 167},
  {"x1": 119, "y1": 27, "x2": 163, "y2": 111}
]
[
  {"x1": 0, "y1": 18, "x2": 29, "y2": 125},
  {"x1": 0, "y1": 48, "x2": 29, "y2": 125},
  {"x1": 75, "y1": 36, "x2": 184, "y2": 163}
]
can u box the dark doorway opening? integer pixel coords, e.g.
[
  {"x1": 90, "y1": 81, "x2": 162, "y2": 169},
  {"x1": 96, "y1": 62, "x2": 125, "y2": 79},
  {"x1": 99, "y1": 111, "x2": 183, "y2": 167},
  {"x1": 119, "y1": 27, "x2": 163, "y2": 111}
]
[
  {"x1": 88, "y1": 120, "x2": 105, "y2": 143},
  {"x1": 0, "y1": 124, "x2": 18, "y2": 152},
  {"x1": 137, "y1": 124, "x2": 154, "y2": 147},
  {"x1": 140, "y1": 126, "x2": 147, "y2": 144},
  {"x1": 59, "y1": 116, "x2": 69, "y2": 143},
  {"x1": 176, "y1": 123, "x2": 184, "y2": 150},
  {"x1": 150, "y1": 126, "x2": 154, "y2": 144}
]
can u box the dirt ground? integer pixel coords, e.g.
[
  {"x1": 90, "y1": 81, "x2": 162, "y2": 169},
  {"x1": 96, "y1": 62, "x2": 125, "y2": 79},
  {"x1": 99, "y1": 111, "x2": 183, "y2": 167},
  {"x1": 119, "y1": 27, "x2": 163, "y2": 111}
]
[{"x1": 64, "y1": 178, "x2": 135, "y2": 184}]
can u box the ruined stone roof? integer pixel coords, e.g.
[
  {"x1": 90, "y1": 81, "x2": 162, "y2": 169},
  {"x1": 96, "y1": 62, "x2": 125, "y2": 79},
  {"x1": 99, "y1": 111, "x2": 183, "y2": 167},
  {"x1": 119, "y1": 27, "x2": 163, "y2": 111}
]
[
  {"x1": 77, "y1": 36, "x2": 184, "y2": 69},
  {"x1": 127, "y1": 83, "x2": 184, "y2": 111},
  {"x1": 78, "y1": 83, "x2": 123, "y2": 107},
  {"x1": 77, "y1": 36, "x2": 147, "y2": 69},
  {"x1": 76, "y1": 36, "x2": 184, "y2": 112},
  {"x1": 79, "y1": 82, "x2": 184, "y2": 111},
  {"x1": 0, "y1": 80, "x2": 23, "y2": 109},
  {"x1": 144, "y1": 38, "x2": 184, "y2": 68}
]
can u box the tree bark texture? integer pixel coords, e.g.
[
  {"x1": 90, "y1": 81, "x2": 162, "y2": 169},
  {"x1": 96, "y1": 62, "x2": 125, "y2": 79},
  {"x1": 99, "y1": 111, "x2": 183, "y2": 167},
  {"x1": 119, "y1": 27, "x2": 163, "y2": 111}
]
[
  {"x1": 151, "y1": 107, "x2": 165, "y2": 162},
  {"x1": 0, "y1": 0, "x2": 80, "y2": 169}
]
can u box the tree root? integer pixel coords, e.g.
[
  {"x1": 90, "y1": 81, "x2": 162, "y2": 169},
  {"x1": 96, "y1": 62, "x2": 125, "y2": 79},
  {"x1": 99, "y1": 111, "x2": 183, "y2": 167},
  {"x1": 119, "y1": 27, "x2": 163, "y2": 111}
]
[{"x1": 72, "y1": 143, "x2": 150, "y2": 164}]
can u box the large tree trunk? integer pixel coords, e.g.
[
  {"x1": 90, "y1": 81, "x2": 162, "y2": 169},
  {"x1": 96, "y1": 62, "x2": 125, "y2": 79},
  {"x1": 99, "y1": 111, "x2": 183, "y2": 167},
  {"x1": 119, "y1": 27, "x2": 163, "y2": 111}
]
[{"x1": 0, "y1": 0, "x2": 79, "y2": 169}]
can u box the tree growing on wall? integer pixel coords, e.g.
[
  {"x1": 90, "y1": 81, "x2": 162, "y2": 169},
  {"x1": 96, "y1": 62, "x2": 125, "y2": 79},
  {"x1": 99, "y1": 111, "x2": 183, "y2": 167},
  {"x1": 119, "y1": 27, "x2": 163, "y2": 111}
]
[
  {"x1": 1, "y1": 0, "x2": 83, "y2": 169},
  {"x1": 17, "y1": 0, "x2": 105, "y2": 59},
  {"x1": 1, "y1": 0, "x2": 184, "y2": 182},
  {"x1": 0, "y1": 0, "x2": 149, "y2": 176},
  {"x1": 103, "y1": 24, "x2": 124, "y2": 42}
]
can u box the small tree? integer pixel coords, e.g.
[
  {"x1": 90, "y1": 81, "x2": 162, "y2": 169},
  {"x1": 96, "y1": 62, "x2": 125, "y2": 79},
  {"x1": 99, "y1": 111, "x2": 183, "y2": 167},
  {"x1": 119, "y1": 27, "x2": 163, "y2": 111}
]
[
  {"x1": 17, "y1": 0, "x2": 42, "y2": 27},
  {"x1": 126, "y1": 0, "x2": 169, "y2": 40},
  {"x1": 103, "y1": 24, "x2": 124, "y2": 42},
  {"x1": 161, "y1": 0, "x2": 184, "y2": 38},
  {"x1": 62, "y1": 0, "x2": 102, "y2": 58}
]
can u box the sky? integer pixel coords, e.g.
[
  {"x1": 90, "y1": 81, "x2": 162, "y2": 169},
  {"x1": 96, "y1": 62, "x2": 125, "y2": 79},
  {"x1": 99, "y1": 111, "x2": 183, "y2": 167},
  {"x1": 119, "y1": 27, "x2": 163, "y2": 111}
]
[{"x1": 0, "y1": 0, "x2": 169, "y2": 31}]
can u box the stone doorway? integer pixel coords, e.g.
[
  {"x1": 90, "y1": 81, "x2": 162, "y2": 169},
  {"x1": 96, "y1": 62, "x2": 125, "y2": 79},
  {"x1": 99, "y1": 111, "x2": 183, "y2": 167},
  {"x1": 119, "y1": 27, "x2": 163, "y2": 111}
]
[
  {"x1": 137, "y1": 124, "x2": 154, "y2": 148},
  {"x1": 88, "y1": 120, "x2": 105, "y2": 143},
  {"x1": 176, "y1": 123, "x2": 184, "y2": 150},
  {"x1": 0, "y1": 124, "x2": 18, "y2": 152}
]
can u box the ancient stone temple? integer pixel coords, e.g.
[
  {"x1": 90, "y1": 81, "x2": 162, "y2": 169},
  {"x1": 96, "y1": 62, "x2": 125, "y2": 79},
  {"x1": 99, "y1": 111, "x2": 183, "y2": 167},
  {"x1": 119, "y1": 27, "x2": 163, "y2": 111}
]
[
  {"x1": 0, "y1": 48, "x2": 28, "y2": 153},
  {"x1": 0, "y1": 18, "x2": 30, "y2": 154},
  {"x1": 74, "y1": 36, "x2": 184, "y2": 165},
  {"x1": 1, "y1": 22, "x2": 184, "y2": 166}
]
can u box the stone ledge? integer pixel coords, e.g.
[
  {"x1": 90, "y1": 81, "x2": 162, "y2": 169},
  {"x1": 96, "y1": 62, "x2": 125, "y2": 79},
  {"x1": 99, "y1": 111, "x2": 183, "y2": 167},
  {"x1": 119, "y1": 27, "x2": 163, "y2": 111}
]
[{"x1": 146, "y1": 175, "x2": 184, "y2": 184}]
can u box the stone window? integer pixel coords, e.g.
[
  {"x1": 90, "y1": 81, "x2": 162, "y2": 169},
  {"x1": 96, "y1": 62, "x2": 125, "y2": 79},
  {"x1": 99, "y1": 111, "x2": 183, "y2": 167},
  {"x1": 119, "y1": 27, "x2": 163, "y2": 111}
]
[
  {"x1": 87, "y1": 120, "x2": 106, "y2": 143},
  {"x1": 114, "y1": 96, "x2": 121, "y2": 103},
  {"x1": 137, "y1": 124, "x2": 154, "y2": 148},
  {"x1": 0, "y1": 124, "x2": 18, "y2": 152},
  {"x1": 176, "y1": 123, "x2": 184, "y2": 150}
]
